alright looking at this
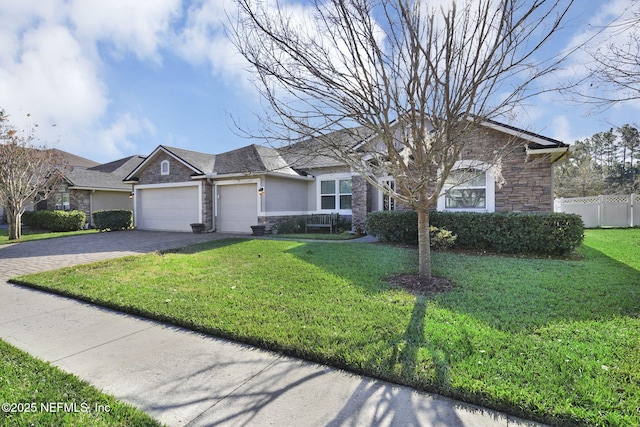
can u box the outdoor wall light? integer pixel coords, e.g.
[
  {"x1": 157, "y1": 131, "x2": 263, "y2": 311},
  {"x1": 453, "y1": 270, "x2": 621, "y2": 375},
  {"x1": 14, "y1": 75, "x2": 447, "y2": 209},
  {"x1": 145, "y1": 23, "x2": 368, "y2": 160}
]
[
  {"x1": 129, "y1": 192, "x2": 134, "y2": 199},
  {"x1": 258, "y1": 187, "x2": 265, "y2": 195}
]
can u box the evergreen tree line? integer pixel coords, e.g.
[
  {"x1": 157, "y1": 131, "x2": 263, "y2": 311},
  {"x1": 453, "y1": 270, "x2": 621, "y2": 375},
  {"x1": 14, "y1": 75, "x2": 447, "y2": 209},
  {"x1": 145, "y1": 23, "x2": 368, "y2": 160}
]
[{"x1": 555, "y1": 124, "x2": 640, "y2": 198}]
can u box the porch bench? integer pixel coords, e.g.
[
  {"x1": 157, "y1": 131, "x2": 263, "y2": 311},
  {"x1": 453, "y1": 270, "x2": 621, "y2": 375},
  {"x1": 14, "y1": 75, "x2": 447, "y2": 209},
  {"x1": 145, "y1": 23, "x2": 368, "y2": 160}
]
[{"x1": 305, "y1": 213, "x2": 338, "y2": 234}]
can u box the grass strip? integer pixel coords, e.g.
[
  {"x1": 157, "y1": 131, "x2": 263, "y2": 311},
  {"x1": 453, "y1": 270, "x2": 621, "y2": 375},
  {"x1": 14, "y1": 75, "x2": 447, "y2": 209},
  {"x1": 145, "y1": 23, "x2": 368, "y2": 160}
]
[
  {"x1": 11, "y1": 230, "x2": 640, "y2": 427},
  {"x1": 1, "y1": 229, "x2": 97, "y2": 245},
  {"x1": 0, "y1": 339, "x2": 162, "y2": 426}
]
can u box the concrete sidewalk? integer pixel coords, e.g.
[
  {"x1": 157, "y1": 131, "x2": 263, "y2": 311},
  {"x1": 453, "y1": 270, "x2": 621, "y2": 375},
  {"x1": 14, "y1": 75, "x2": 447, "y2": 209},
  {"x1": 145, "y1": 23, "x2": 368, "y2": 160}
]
[{"x1": 0, "y1": 231, "x2": 546, "y2": 426}]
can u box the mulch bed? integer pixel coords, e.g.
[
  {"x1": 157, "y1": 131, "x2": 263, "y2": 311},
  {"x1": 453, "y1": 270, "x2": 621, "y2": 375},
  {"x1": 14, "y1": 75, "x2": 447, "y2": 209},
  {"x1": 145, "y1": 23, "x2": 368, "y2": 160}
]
[{"x1": 388, "y1": 274, "x2": 455, "y2": 295}]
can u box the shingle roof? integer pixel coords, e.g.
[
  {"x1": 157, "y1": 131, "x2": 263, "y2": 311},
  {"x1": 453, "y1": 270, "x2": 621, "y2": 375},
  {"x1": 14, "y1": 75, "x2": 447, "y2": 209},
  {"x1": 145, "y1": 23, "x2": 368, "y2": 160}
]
[
  {"x1": 213, "y1": 144, "x2": 299, "y2": 175},
  {"x1": 160, "y1": 146, "x2": 216, "y2": 174},
  {"x1": 278, "y1": 127, "x2": 372, "y2": 170},
  {"x1": 67, "y1": 156, "x2": 145, "y2": 190},
  {"x1": 49, "y1": 148, "x2": 100, "y2": 168}
]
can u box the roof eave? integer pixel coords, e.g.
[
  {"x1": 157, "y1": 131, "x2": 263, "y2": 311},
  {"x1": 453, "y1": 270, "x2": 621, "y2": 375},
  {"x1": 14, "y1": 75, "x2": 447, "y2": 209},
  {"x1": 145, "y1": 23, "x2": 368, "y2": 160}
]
[{"x1": 68, "y1": 186, "x2": 130, "y2": 192}]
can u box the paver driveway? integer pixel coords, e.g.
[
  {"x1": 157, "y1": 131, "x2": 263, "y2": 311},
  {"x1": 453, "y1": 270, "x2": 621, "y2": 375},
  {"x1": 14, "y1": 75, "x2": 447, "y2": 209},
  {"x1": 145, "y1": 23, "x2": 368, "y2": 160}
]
[{"x1": 0, "y1": 230, "x2": 235, "y2": 279}]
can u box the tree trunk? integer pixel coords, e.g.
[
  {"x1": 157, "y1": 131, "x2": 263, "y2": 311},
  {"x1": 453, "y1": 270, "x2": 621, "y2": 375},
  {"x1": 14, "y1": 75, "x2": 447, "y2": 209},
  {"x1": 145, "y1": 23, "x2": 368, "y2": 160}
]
[
  {"x1": 6, "y1": 207, "x2": 22, "y2": 241},
  {"x1": 417, "y1": 209, "x2": 431, "y2": 279}
]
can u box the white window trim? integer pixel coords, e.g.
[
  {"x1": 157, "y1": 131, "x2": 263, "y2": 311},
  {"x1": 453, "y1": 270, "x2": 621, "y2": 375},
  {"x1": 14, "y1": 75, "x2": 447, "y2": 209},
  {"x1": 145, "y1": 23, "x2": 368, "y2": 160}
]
[
  {"x1": 378, "y1": 177, "x2": 397, "y2": 211},
  {"x1": 437, "y1": 160, "x2": 495, "y2": 213},
  {"x1": 160, "y1": 160, "x2": 170, "y2": 175},
  {"x1": 316, "y1": 173, "x2": 353, "y2": 215}
]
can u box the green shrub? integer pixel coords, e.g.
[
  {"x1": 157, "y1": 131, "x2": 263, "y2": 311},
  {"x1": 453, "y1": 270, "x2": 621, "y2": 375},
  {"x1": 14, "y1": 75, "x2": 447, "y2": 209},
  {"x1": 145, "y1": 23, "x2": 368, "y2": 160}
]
[
  {"x1": 429, "y1": 226, "x2": 457, "y2": 250},
  {"x1": 92, "y1": 210, "x2": 133, "y2": 231},
  {"x1": 21, "y1": 210, "x2": 85, "y2": 232},
  {"x1": 366, "y1": 210, "x2": 419, "y2": 244},
  {"x1": 275, "y1": 217, "x2": 307, "y2": 234},
  {"x1": 366, "y1": 210, "x2": 584, "y2": 255},
  {"x1": 429, "y1": 211, "x2": 584, "y2": 255}
]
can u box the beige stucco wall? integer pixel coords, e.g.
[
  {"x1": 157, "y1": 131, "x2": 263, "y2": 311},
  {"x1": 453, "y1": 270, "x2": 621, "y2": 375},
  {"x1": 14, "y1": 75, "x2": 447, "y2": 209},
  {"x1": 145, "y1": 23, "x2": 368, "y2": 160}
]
[{"x1": 263, "y1": 175, "x2": 310, "y2": 212}]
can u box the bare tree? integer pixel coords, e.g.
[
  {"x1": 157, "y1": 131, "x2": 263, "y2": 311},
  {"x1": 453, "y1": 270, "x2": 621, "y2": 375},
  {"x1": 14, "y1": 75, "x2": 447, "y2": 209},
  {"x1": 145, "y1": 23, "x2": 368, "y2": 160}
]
[
  {"x1": 0, "y1": 110, "x2": 66, "y2": 240},
  {"x1": 231, "y1": 0, "x2": 574, "y2": 279},
  {"x1": 580, "y1": 5, "x2": 640, "y2": 105}
]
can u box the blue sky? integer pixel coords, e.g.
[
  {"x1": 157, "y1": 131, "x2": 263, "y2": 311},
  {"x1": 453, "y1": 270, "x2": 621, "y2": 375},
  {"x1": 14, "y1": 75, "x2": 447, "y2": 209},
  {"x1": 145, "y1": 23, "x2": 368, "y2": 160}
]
[{"x1": 1, "y1": 0, "x2": 638, "y2": 163}]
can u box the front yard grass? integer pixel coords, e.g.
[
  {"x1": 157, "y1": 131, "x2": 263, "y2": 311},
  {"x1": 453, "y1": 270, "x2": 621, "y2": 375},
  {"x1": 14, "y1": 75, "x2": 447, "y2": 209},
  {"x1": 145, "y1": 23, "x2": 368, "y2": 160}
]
[
  {"x1": 0, "y1": 339, "x2": 162, "y2": 426},
  {"x1": 269, "y1": 232, "x2": 358, "y2": 240},
  {"x1": 11, "y1": 229, "x2": 640, "y2": 427}
]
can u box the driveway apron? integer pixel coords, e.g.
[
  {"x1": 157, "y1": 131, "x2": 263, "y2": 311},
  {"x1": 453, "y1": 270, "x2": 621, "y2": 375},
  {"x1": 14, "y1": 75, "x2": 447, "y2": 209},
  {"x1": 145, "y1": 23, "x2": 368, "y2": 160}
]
[{"x1": 0, "y1": 231, "x2": 545, "y2": 426}]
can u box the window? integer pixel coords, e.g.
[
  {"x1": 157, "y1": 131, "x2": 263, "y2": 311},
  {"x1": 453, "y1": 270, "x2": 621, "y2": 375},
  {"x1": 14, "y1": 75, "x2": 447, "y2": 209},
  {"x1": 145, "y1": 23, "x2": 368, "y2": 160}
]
[
  {"x1": 382, "y1": 179, "x2": 396, "y2": 211},
  {"x1": 54, "y1": 192, "x2": 70, "y2": 210},
  {"x1": 161, "y1": 160, "x2": 170, "y2": 175},
  {"x1": 444, "y1": 168, "x2": 486, "y2": 209},
  {"x1": 320, "y1": 178, "x2": 352, "y2": 210}
]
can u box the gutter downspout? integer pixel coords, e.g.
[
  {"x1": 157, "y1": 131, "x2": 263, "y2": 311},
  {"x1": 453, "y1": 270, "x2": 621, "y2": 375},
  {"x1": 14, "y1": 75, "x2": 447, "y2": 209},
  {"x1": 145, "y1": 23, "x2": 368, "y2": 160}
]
[{"x1": 207, "y1": 178, "x2": 216, "y2": 233}]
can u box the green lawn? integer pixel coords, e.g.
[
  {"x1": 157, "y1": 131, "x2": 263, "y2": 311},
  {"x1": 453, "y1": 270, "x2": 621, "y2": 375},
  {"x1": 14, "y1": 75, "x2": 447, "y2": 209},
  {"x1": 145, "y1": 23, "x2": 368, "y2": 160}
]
[
  {"x1": 269, "y1": 232, "x2": 358, "y2": 240},
  {"x1": 0, "y1": 340, "x2": 162, "y2": 426},
  {"x1": 0, "y1": 228, "x2": 97, "y2": 245},
  {"x1": 11, "y1": 229, "x2": 640, "y2": 427}
]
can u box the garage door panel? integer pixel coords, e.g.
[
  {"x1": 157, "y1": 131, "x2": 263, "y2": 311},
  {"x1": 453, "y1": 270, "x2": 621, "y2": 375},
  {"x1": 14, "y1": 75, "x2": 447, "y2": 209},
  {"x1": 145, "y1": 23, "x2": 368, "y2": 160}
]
[
  {"x1": 137, "y1": 186, "x2": 199, "y2": 232},
  {"x1": 218, "y1": 184, "x2": 257, "y2": 233}
]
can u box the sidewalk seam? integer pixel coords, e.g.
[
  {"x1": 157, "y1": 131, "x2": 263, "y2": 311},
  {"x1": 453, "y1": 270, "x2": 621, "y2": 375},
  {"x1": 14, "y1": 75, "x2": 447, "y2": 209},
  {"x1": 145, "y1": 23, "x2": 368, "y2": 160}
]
[
  {"x1": 184, "y1": 356, "x2": 283, "y2": 427},
  {"x1": 51, "y1": 324, "x2": 157, "y2": 363}
]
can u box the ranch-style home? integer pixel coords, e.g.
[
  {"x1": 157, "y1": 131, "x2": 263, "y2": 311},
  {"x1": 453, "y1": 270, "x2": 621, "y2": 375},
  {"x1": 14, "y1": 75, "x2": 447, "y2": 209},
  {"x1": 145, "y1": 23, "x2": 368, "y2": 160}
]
[
  {"x1": 123, "y1": 119, "x2": 571, "y2": 234},
  {"x1": 41, "y1": 154, "x2": 144, "y2": 227},
  {"x1": 1, "y1": 150, "x2": 142, "y2": 227}
]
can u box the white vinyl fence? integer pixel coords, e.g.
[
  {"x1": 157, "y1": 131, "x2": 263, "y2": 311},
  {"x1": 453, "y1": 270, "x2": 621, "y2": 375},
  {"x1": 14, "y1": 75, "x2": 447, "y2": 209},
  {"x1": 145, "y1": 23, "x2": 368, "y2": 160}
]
[{"x1": 554, "y1": 194, "x2": 640, "y2": 228}]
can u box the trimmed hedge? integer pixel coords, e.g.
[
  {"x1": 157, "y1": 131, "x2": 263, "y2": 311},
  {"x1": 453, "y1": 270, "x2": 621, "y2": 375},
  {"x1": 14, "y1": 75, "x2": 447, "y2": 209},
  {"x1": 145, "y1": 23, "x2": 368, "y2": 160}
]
[
  {"x1": 366, "y1": 210, "x2": 584, "y2": 255},
  {"x1": 92, "y1": 210, "x2": 133, "y2": 231},
  {"x1": 21, "y1": 210, "x2": 86, "y2": 232}
]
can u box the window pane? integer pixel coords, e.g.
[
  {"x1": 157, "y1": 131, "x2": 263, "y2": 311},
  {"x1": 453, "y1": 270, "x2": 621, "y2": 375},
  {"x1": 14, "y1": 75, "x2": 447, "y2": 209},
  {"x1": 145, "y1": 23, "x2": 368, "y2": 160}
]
[
  {"x1": 340, "y1": 195, "x2": 352, "y2": 209},
  {"x1": 467, "y1": 170, "x2": 486, "y2": 187},
  {"x1": 321, "y1": 195, "x2": 336, "y2": 209},
  {"x1": 321, "y1": 180, "x2": 335, "y2": 195},
  {"x1": 339, "y1": 179, "x2": 351, "y2": 194},
  {"x1": 445, "y1": 189, "x2": 486, "y2": 208},
  {"x1": 445, "y1": 168, "x2": 485, "y2": 188}
]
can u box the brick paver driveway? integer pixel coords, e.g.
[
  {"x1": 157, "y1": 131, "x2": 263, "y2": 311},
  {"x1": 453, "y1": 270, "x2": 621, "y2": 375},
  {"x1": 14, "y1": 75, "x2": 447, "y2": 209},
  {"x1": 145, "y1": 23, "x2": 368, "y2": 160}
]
[{"x1": 0, "y1": 230, "x2": 239, "y2": 280}]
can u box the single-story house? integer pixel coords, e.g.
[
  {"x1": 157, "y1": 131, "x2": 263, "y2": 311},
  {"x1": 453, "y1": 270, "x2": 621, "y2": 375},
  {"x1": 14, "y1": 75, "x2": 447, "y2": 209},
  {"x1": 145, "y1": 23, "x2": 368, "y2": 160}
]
[
  {"x1": 1, "y1": 149, "x2": 137, "y2": 225},
  {"x1": 41, "y1": 154, "x2": 145, "y2": 226},
  {"x1": 123, "y1": 119, "x2": 571, "y2": 233}
]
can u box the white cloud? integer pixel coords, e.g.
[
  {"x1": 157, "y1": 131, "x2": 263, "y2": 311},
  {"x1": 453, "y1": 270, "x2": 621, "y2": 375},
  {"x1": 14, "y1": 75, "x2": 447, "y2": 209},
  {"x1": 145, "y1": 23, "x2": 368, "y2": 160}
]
[
  {"x1": 91, "y1": 113, "x2": 156, "y2": 160},
  {"x1": 174, "y1": 0, "x2": 255, "y2": 90},
  {"x1": 0, "y1": 0, "x2": 182, "y2": 161},
  {"x1": 68, "y1": 0, "x2": 182, "y2": 62}
]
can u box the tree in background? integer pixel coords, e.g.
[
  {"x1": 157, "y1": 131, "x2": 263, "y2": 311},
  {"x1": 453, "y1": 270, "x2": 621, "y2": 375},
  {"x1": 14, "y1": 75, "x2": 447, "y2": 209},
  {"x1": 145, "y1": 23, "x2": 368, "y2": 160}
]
[
  {"x1": 0, "y1": 110, "x2": 66, "y2": 240},
  {"x1": 582, "y1": 5, "x2": 640, "y2": 105},
  {"x1": 232, "y1": 0, "x2": 574, "y2": 279},
  {"x1": 555, "y1": 124, "x2": 640, "y2": 198}
]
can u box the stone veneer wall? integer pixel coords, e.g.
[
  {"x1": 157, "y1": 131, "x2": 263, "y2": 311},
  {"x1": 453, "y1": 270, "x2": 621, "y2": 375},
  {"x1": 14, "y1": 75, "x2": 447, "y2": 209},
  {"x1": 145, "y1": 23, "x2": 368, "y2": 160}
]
[
  {"x1": 350, "y1": 175, "x2": 369, "y2": 232},
  {"x1": 136, "y1": 153, "x2": 196, "y2": 185},
  {"x1": 70, "y1": 189, "x2": 91, "y2": 223},
  {"x1": 463, "y1": 126, "x2": 554, "y2": 212},
  {"x1": 201, "y1": 181, "x2": 213, "y2": 229}
]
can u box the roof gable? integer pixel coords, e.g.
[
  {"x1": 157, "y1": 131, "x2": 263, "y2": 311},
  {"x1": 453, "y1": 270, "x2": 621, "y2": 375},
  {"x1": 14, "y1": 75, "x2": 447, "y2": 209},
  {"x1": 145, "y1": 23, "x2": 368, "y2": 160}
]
[{"x1": 123, "y1": 145, "x2": 216, "y2": 181}]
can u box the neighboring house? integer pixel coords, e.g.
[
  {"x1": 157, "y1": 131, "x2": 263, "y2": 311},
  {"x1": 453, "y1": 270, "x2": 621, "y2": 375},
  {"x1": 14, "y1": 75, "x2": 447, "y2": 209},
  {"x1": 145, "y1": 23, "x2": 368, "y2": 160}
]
[
  {"x1": 2, "y1": 149, "x2": 103, "y2": 224},
  {"x1": 42, "y1": 154, "x2": 145, "y2": 226},
  {"x1": 124, "y1": 119, "x2": 570, "y2": 233}
]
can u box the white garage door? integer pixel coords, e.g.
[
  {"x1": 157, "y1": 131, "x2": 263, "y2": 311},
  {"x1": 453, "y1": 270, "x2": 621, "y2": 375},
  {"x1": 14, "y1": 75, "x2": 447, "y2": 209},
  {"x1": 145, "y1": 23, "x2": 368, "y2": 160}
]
[
  {"x1": 218, "y1": 184, "x2": 257, "y2": 233},
  {"x1": 136, "y1": 186, "x2": 200, "y2": 232}
]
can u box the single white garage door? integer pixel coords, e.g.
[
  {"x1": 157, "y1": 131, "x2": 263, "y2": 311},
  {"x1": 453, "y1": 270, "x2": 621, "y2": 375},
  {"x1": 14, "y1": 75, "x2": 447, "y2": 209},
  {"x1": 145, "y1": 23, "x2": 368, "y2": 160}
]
[
  {"x1": 136, "y1": 186, "x2": 200, "y2": 232},
  {"x1": 218, "y1": 184, "x2": 257, "y2": 233}
]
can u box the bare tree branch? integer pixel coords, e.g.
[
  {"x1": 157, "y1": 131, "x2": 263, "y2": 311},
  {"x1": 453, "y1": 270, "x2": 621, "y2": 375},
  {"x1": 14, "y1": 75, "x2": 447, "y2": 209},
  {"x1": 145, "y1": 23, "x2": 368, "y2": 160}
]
[
  {"x1": 0, "y1": 110, "x2": 67, "y2": 240},
  {"x1": 230, "y1": 0, "x2": 574, "y2": 278}
]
